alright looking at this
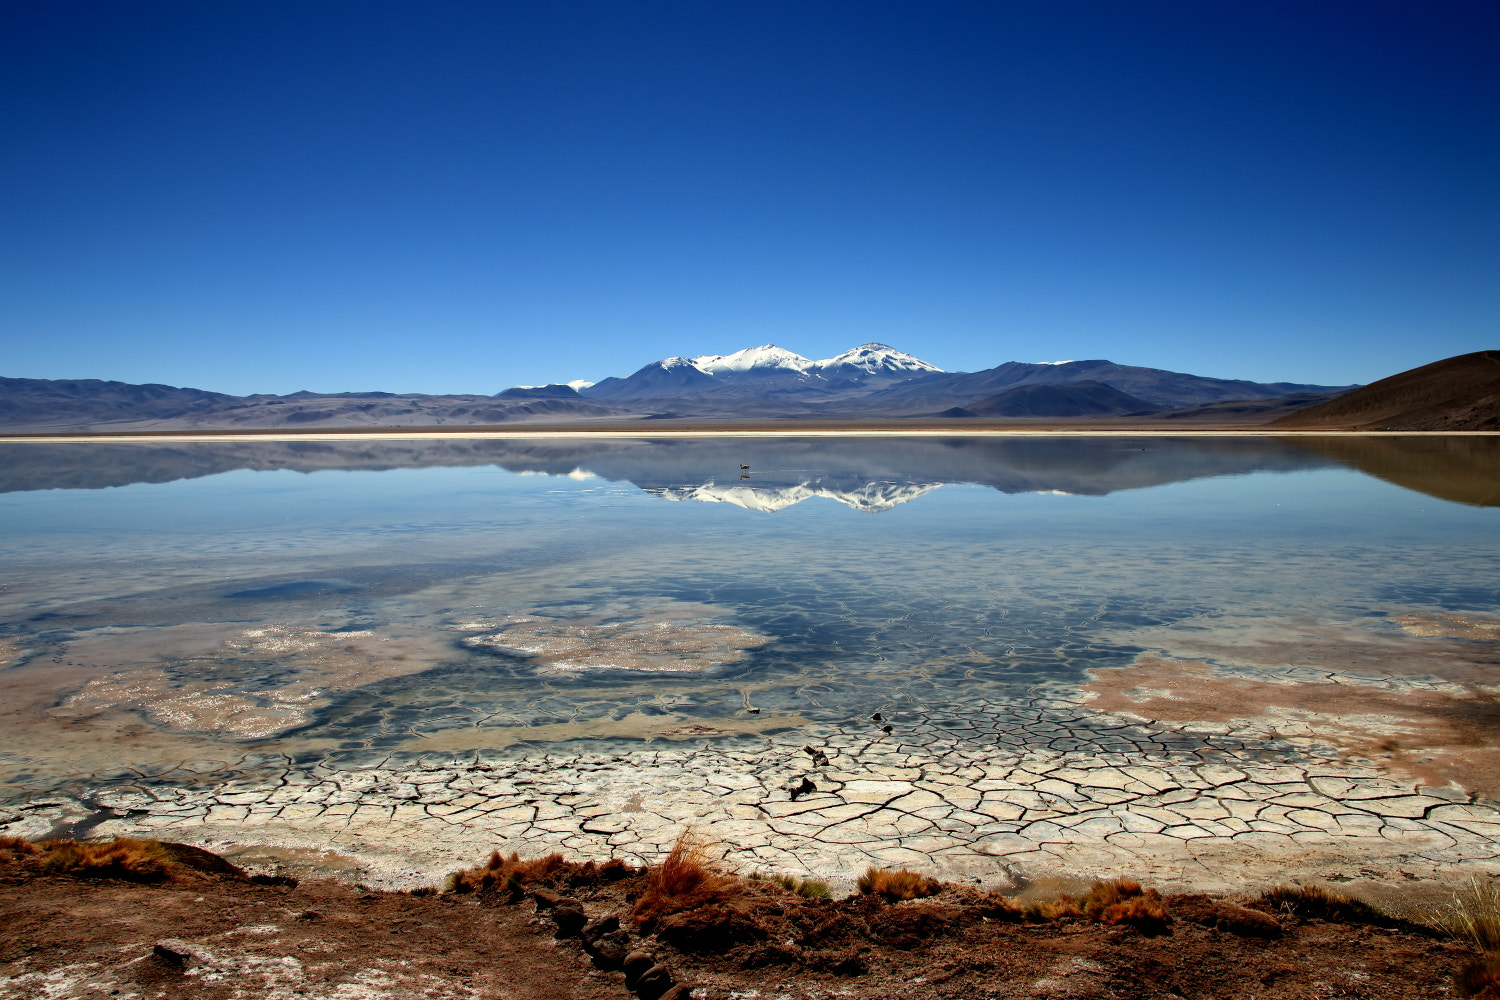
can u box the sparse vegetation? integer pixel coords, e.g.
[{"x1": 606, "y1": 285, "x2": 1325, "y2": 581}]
[
  {"x1": 1026, "y1": 878, "x2": 1170, "y2": 932},
  {"x1": 1438, "y1": 879, "x2": 1500, "y2": 997},
  {"x1": 1258, "y1": 883, "x2": 1394, "y2": 927},
  {"x1": 40, "y1": 838, "x2": 171, "y2": 882},
  {"x1": 856, "y1": 866, "x2": 941, "y2": 902},
  {"x1": 750, "y1": 871, "x2": 831, "y2": 899},
  {"x1": 444, "y1": 849, "x2": 636, "y2": 896},
  {"x1": 631, "y1": 831, "x2": 734, "y2": 927},
  {"x1": 0, "y1": 835, "x2": 40, "y2": 859},
  {"x1": 1457, "y1": 953, "x2": 1500, "y2": 998},
  {"x1": 1443, "y1": 878, "x2": 1500, "y2": 952},
  {"x1": 0, "y1": 835, "x2": 1470, "y2": 995},
  {"x1": 0, "y1": 836, "x2": 247, "y2": 883}
]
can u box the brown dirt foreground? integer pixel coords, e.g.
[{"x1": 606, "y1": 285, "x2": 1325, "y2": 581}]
[{"x1": 0, "y1": 837, "x2": 1480, "y2": 1000}]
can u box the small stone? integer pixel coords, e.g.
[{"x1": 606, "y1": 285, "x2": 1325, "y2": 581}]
[
  {"x1": 623, "y1": 948, "x2": 656, "y2": 988},
  {"x1": 552, "y1": 904, "x2": 587, "y2": 937},
  {"x1": 786, "y1": 776, "x2": 816, "y2": 801},
  {"x1": 635, "y1": 964, "x2": 675, "y2": 1000},
  {"x1": 151, "y1": 940, "x2": 195, "y2": 971},
  {"x1": 881, "y1": 725, "x2": 893, "y2": 735},
  {"x1": 530, "y1": 887, "x2": 570, "y2": 911},
  {"x1": 585, "y1": 928, "x2": 632, "y2": 967},
  {"x1": 581, "y1": 913, "x2": 620, "y2": 943}
]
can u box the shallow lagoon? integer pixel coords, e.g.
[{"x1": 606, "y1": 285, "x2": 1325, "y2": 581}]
[{"x1": 1, "y1": 435, "x2": 1498, "y2": 889}]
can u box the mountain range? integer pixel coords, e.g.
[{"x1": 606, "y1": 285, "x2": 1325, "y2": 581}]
[
  {"x1": 0, "y1": 341, "x2": 1362, "y2": 430},
  {"x1": 573, "y1": 343, "x2": 1353, "y2": 417}
]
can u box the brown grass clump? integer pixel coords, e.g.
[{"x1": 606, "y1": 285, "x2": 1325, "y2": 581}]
[
  {"x1": 41, "y1": 838, "x2": 171, "y2": 882},
  {"x1": 856, "y1": 867, "x2": 942, "y2": 903},
  {"x1": 0, "y1": 837, "x2": 248, "y2": 884},
  {"x1": 1028, "y1": 878, "x2": 1170, "y2": 932},
  {"x1": 1438, "y1": 880, "x2": 1500, "y2": 998},
  {"x1": 751, "y1": 871, "x2": 831, "y2": 900},
  {"x1": 1444, "y1": 878, "x2": 1500, "y2": 953},
  {"x1": 0, "y1": 835, "x2": 41, "y2": 860},
  {"x1": 631, "y1": 831, "x2": 735, "y2": 928},
  {"x1": 444, "y1": 849, "x2": 636, "y2": 897},
  {"x1": 1457, "y1": 952, "x2": 1500, "y2": 998},
  {"x1": 1258, "y1": 884, "x2": 1393, "y2": 927}
]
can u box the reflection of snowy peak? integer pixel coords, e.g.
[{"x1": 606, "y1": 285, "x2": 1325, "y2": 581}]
[{"x1": 646, "y1": 479, "x2": 941, "y2": 513}]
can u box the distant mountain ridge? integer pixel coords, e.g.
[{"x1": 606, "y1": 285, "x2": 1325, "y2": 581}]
[
  {"x1": 0, "y1": 341, "x2": 1362, "y2": 430},
  {"x1": 0, "y1": 376, "x2": 622, "y2": 431},
  {"x1": 575, "y1": 342, "x2": 1354, "y2": 416},
  {"x1": 582, "y1": 342, "x2": 943, "y2": 401}
]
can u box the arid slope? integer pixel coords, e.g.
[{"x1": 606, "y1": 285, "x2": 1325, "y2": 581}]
[{"x1": 1272, "y1": 350, "x2": 1500, "y2": 431}]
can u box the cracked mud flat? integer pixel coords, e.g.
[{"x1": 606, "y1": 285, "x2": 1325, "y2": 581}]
[
  {"x1": 3, "y1": 441, "x2": 1500, "y2": 910},
  {"x1": 7, "y1": 612, "x2": 1500, "y2": 910}
]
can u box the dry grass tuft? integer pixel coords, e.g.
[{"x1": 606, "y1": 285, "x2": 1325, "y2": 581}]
[
  {"x1": 1259, "y1": 883, "x2": 1392, "y2": 926},
  {"x1": 631, "y1": 830, "x2": 735, "y2": 927},
  {"x1": 751, "y1": 871, "x2": 831, "y2": 900},
  {"x1": 35, "y1": 838, "x2": 171, "y2": 882},
  {"x1": 444, "y1": 849, "x2": 616, "y2": 896},
  {"x1": 2, "y1": 836, "x2": 248, "y2": 884},
  {"x1": 1028, "y1": 878, "x2": 1170, "y2": 931},
  {"x1": 856, "y1": 867, "x2": 942, "y2": 903},
  {"x1": 43, "y1": 838, "x2": 169, "y2": 881},
  {"x1": 444, "y1": 849, "x2": 638, "y2": 896},
  {"x1": 1443, "y1": 878, "x2": 1500, "y2": 953},
  {"x1": 0, "y1": 836, "x2": 40, "y2": 859},
  {"x1": 1457, "y1": 952, "x2": 1500, "y2": 997}
]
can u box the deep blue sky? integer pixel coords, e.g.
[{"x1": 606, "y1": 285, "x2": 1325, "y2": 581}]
[{"x1": 2, "y1": 1, "x2": 1496, "y2": 395}]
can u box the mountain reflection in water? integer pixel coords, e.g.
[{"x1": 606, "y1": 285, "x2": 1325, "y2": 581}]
[{"x1": 2, "y1": 434, "x2": 1494, "y2": 509}]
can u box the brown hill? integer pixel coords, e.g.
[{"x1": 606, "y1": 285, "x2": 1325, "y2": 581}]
[{"x1": 1272, "y1": 350, "x2": 1500, "y2": 430}]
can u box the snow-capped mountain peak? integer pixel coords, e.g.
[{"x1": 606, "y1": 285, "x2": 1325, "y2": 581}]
[
  {"x1": 814, "y1": 342, "x2": 944, "y2": 375},
  {"x1": 658, "y1": 356, "x2": 708, "y2": 371},
  {"x1": 691, "y1": 345, "x2": 814, "y2": 374}
]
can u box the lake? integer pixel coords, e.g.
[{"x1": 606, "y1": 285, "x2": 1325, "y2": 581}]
[{"x1": 1, "y1": 433, "x2": 1497, "y2": 893}]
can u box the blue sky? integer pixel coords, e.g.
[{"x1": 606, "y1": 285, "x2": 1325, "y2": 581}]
[{"x1": 2, "y1": 1, "x2": 1496, "y2": 395}]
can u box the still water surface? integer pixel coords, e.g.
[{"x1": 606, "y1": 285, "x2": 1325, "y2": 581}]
[{"x1": 0, "y1": 435, "x2": 1496, "y2": 801}]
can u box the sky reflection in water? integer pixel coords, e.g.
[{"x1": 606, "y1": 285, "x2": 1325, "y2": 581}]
[{"x1": 0, "y1": 435, "x2": 1496, "y2": 798}]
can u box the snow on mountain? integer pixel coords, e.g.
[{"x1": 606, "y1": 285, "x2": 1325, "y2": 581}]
[
  {"x1": 813, "y1": 342, "x2": 944, "y2": 375},
  {"x1": 577, "y1": 342, "x2": 946, "y2": 401},
  {"x1": 691, "y1": 345, "x2": 814, "y2": 374},
  {"x1": 566, "y1": 379, "x2": 595, "y2": 390}
]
